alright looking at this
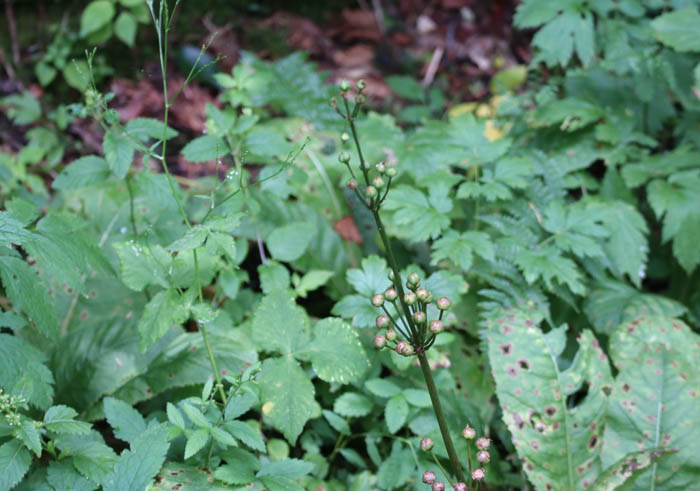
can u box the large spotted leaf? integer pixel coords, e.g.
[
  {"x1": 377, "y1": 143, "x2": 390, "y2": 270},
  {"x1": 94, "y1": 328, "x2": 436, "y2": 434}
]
[
  {"x1": 485, "y1": 307, "x2": 612, "y2": 491},
  {"x1": 602, "y1": 317, "x2": 700, "y2": 490}
]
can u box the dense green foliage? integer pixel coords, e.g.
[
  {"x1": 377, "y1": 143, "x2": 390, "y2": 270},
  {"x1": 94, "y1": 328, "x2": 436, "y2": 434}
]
[{"x1": 2, "y1": 0, "x2": 700, "y2": 489}]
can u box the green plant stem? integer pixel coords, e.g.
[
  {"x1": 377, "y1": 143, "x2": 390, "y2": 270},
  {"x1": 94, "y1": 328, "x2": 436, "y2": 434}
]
[
  {"x1": 418, "y1": 351, "x2": 466, "y2": 483},
  {"x1": 149, "y1": 0, "x2": 226, "y2": 405}
]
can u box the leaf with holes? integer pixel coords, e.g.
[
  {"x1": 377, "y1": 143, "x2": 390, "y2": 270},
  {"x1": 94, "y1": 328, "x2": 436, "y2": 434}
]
[
  {"x1": 485, "y1": 307, "x2": 612, "y2": 490},
  {"x1": 603, "y1": 318, "x2": 700, "y2": 490}
]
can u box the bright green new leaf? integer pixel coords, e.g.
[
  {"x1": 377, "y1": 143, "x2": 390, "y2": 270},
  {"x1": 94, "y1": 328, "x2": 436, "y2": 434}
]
[
  {"x1": 651, "y1": 8, "x2": 700, "y2": 52},
  {"x1": 44, "y1": 405, "x2": 91, "y2": 434},
  {"x1": 103, "y1": 129, "x2": 135, "y2": 179},
  {"x1": 256, "y1": 458, "x2": 315, "y2": 479},
  {"x1": 181, "y1": 135, "x2": 228, "y2": 163},
  {"x1": 266, "y1": 222, "x2": 314, "y2": 262},
  {"x1": 224, "y1": 421, "x2": 265, "y2": 452},
  {"x1": 113, "y1": 242, "x2": 171, "y2": 291},
  {"x1": 52, "y1": 156, "x2": 111, "y2": 189},
  {"x1": 80, "y1": 0, "x2": 115, "y2": 37},
  {"x1": 431, "y1": 230, "x2": 495, "y2": 271},
  {"x1": 346, "y1": 255, "x2": 391, "y2": 297},
  {"x1": 252, "y1": 288, "x2": 308, "y2": 355},
  {"x1": 114, "y1": 11, "x2": 137, "y2": 46},
  {"x1": 385, "y1": 394, "x2": 408, "y2": 434},
  {"x1": 104, "y1": 424, "x2": 170, "y2": 491},
  {"x1": 514, "y1": 245, "x2": 586, "y2": 294},
  {"x1": 184, "y1": 428, "x2": 210, "y2": 459},
  {"x1": 0, "y1": 440, "x2": 32, "y2": 491},
  {"x1": 486, "y1": 307, "x2": 612, "y2": 490},
  {"x1": 365, "y1": 378, "x2": 402, "y2": 398},
  {"x1": 334, "y1": 392, "x2": 373, "y2": 418},
  {"x1": 383, "y1": 185, "x2": 451, "y2": 242},
  {"x1": 103, "y1": 397, "x2": 146, "y2": 444}
]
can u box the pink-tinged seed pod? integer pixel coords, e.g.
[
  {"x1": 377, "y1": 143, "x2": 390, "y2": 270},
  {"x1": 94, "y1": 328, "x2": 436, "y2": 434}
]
[
  {"x1": 371, "y1": 294, "x2": 385, "y2": 307},
  {"x1": 461, "y1": 424, "x2": 476, "y2": 440},
  {"x1": 476, "y1": 437, "x2": 491, "y2": 450},
  {"x1": 346, "y1": 178, "x2": 357, "y2": 190},
  {"x1": 437, "y1": 297, "x2": 451, "y2": 310},
  {"x1": 416, "y1": 287, "x2": 429, "y2": 300},
  {"x1": 404, "y1": 292, "x2": 417, "y2": 305},
  {"x1": 338, "y1": 151, "x2": 351, "y2": 163},
  {"x1": 384, "y1": 288, "x2": 398, "y2": 301},
  {"x1": 453, "y1": 483, "x2": 468, "y2": 491},
  {"x1": 366, "y1": 186, "x2": 378, "y2": 198},
  {"x1": 407, "y1": 272, "x2": 420, "y2": 286},
  {"x1": 396, "y1": 341, "x2": 408, "y2": 355},
  {"x1": 385, "y1": 329, "x2": 397, "y2": 341},
  {"x1": 431, "y1": 481, "x2": 445, "y2": 491},
  {"x1": 385, "y1": 167, "x2": 397, "y2": 177},
  {"x1": 422, "y1": 470, "x2": 436, "y2": 484},
  {"x1": 376, "y1": 315, "x2": 390, "y2": 329},
  {"x1": 373, "y1": 335, "x2": 386, "y2": 349},
  {"x1": 376, "y1": 162, "x2": 387, "y2": 174},
  {"x1": 402, "y1": 344, "x2": 414, "y2": 356},
  {"x1": 477, "y1": 450, "x2": 490, "y2": 463},
  {"x1": 430, "y1": 320, "x2": 444, "y2": 333},
  {"x1": 372, "y1": 176, "x2": 385, "y2": 189},
  {"x1": 471, "y1": 468, "x2": 485, "y2": 481},
  {"x1": 420, "y1": 437, "x2": 434, "y2": 451},
  {"x1": 413, "y1": 311, "x2": 427, "y2": 324}
]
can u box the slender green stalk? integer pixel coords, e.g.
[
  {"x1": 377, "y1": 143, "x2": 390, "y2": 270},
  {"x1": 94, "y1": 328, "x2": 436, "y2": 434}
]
[{"x1": 148, "y1": 0, "x2": 226, "y2": 404}]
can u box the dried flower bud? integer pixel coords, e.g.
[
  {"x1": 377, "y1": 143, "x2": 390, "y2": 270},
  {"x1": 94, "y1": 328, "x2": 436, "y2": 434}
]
[
  {"x1": 385, "y1": 329, "x2": 397, "y2": 341},
  {"x1": 471, "y1": 468, "x2": 485, "y2": 481},
  {"x1": 422, "y1": 470, "x2": 436, "y2": 484},
  {"x1": 385, "y1": 167, "x2": 397, "y2": 178},
  {"x1": 372, "y1": 176, "x2": 385, "y2": 189},
  {"x1": 339, "y1": 80, "x2": 351, "y2": 92},
  {"x1": 453, "y1": 483, "x2": 467, "y2": 491},
  {"x1": 437, "y1": 297, "x2": 451, "y2": 310},
  {"x1": 346, "y1": 178, "x2": 358, "y2": 190},
  {"x1": 373, "y1": 335, "x2": 386, "y2": 349},
  {"x1": 366, "y1": 186, "x2": 378, "y2": 198},
  {"x1": 407, "y1": 272, "x2": 420, "y2": 287},
  {"x1": 431, "y1": 481, "x2": 445, "y2": 491},
  {"x1": 376, "y1": 162, "x2": 386, "y2": 174},
  {"x1": 420, "y1": 437, "x2": 434, "y2": 451},
  {"x1": 384, "y1": 288, "x2": 398, "y2": 301},
  {"x1": 476, "y1": 437, "x2": 491, "y2": 450},
  {"x1": 429, "y1": 320, "x2": 444, "y2": 333},
  {"x1": 403, "y1": 292, "x2": 417, "y2": 305},
  {"x1": 371, "y1": 294, "x2": 385, "y2": 307},
  {"x1": 338, "y1": 152, "x2": 351, "y2": 164},
  {"x1": 477, "y1": 450, "x2": 490, "y2": 463},
  {"x1": 461, "y1": 425, "x2": 476, "y2": 440},
  {"x1": 376, "y1": 315, "x2": 390, "y2": 329},
  {"x1": 413, "y1": 311, "x2": 427, "y2": 324}
]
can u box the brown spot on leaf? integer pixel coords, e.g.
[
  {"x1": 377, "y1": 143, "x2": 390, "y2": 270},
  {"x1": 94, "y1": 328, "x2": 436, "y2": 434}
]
[
  {"x1": 588, "y1": 434, "x2": 598, "y2": 450},
  {"x1": 499, "y1": 343, "x2": 513, "y2": 355}
]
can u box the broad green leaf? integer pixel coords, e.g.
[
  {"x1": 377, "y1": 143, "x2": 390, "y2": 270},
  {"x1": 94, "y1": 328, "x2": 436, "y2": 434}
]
[
  {"x1": 182, "y1": 404, "x2": 211, "y2": 428},
  {"x1": 0, "y1": 256, "x2": 59, "y2": 339},
  {"x1": 52, "y1": 156, "x2": 110, "y2": 189},
  {"x1": 167, "y1": 402, "x2": 185, "y2": 429},
  {"x1": 54, "y1": 431, "x2": 118, "y2": 483},
  {"x1": 181, "y1": 135, "x2": 228, "y2": 163},
  {"x1": 386, "y1": 75, "x2": 425, "y2": 102},
  {"x1": 44, "y1": 405, "x2": 91, "y2": 434},
  {"x1": 166, "y1": 226, "x2": 208, "y2": 252},
  {"x1": 604, "y1": 318, "x2": 700, "y2": 489},
  {"x1": 258, "y1": 262, "x2": 291, "y2": 294},
  {"x1": 224, "y1": 421, "x2": 265, "y2": 452},
  {"x1": 514, "y1": 245, "x2": 586, "y2": 294},
  {"x1": 266, "y1": 222, "x2": 314, "y2": 262},
  {"x1": 365, "y1": 378, "x2": 402, "y2": 398},
  {"x1": 114, "y1": 11, "x2": 137, "y2": 46},
  {"x1": 80, "y1": 0, "x2": 115, "y2": 37},
  {"x1": 376, "y1": 441, "x2": 413, "y2": 490},
  {"x1": 383, "y1": 185, "x2": 451, "y2": 242},
  {"x1": 0, "y1": 440, "x2": 32, "y2": 491},
  {"x1": 103, "y1": 128, "x2": 134, "y2": 179},
  {"x1": 124, "y1": 118, "x2": 178, "y2": 141},
  {"x1": 651, "y1": 8, "x2": 700, "y2": 52},
  {"x1": 137, "y1": 288, "x2": 190, "y2": 351},
  {"x1": 346, "y1": 255, "x2": 391, "y2": 297},
  {"x1": 299, "y1": 318, "x2": 368, "y2": 384},
  {"x1": 184, "y1": 428, "x2": 210, "y2": 459},
  {"x1": 294, "y1": 270, "x2": 334, "y2": 298},
  {"x1": 210, "y1": 425, "x2": 238, "y2": 447},
  {"x1": 259, "y1": 357, "x2": 317, "y2": 444},
  {"x1": 584, "y1": 281, "x2": 687, "y2": 335},
  {"x1": 252, "y1": 288, "x2": 308, "y2": 355},
  {"x1": 156, "y1": 463, "x2": 229, "y2": 489},
  {"x1": 16, "y1": 419, "x2": 41, "y2": 457},
  {"x1": 403, "y1": 389, "x2": 431, "y2": 408},
  {"x1": 331, "y1": 294, "x2": 378, "y2": 329},
  {"x1": 214, "y1": 463, "x2": 255, "y2": 485},
  {"x1": 0, "y1": 333, "x2": 54, "y2": 409},
  {"x1": 46, "y1": 461, "x2": 97, "y2": 491},
  {"x1": 592, "y1": 448, "x2": 676, "y2": 490},
  {"x1": 0, "y1": 211, "x2": 32, "y2": 248},
  {"x1": 224, "y1": 392, "x2": 257, "y2": 421},
  {"x1": 486, "y1": 308, "x2": 612, "y2": 490},
  {"x1": 244, "y1": 126, "x2": 293, "y2": 156},
  {"x1": 104, "y1": 424, "x2": 170, "y2": 491},
  {"x1": 431, "y1": 230, "x2": 495, "y2": 271},
  {"x1": 113, "y1": 242, "x2": 171, "y2": 291},
  {"x1": 1, "y1": 92, "x2": 41, "y2": 125},
  {"x1": 542, "y1": 201, "x2": 608, "y2": 259},
  {"x1": 385, "y1": 394, "x2": 408, "y2": 434},
  {"x1": 256, "y1": 458, "x2": 315, "y2": 479},
  {"x1": 103, "y1": 397, "x2": 146, "y2": 444},
  {"x1": 322, "y1": 410, "x2": 350, "y2": 435},
  {"x1": 334, "y1": 392, "x2": 373, "y2": 418}
]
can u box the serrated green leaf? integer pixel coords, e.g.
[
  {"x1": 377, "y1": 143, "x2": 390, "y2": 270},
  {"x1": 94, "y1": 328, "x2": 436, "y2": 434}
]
[
  {"x1": 54, "y1": 431, "x2": 118, "y2": 483},
  {"x1": 266, "y1": 222, "x2": 314, "y2": 262},
  {"x1": 138, "y1": 288, "x2": 190, "y2": 351},
  {"x1": 0, "y1": 440, "x2": 32, "y2": 491},
  {"x1": 46, "y1": 461, "x2": 97, "y2": 491},
  {"x1": 331, "y1": 294, "x2": 378, "y2": 329},
  {"x1": 334, "y1": 392, "x2": 373, "y2": 418},
  {"x1": 124, "y1": 118, "x2": 178, "y2": 141},
  {"x1": 252, "y1": 288, "x2": 308, "y2": 355},
  {"x1": 403, "y1": 389, "x2": 431, "y2": 408},
  {"x1": 514, "y1": 245, "x2": 585, "y2": 294},
  {"x1": 52, "y1": 156, "x2": 110, "y2": 189},
  {"x1": 80, "y1": 0, "x2": 114, "y2": 37},
  {"x1": 385, "y1": 394, "x2": 408, "y2": 434},
  {"x1": 166, "y1": 226, "x2": 208, "y2": 252},
  {"x1": 214, "y1": 463, "x2": 255, "y2": 485},
  {"x1": 486, "y1": 308, "x2": 612, "y2": 490},
  {"x1": 431, "y1": 230, "x2": 495, "y2": 271},
  {"x1": 244, "y1": 126, "x2": 293, "y2": 156},
  {"x1": 322, "y1": 410, "x2": 350, "y2": 435},
  {"x1": 181, "y1": 135, "x2": 228, "y2": 163},
  {"x1": 103, "y1": 397, "x2": 146, "y2": 444},
  {"x1": 224, "y1": 392, "x2": 257, "y2": 421},
  {"x1": 16, "y1": 419, "x2": 41, "y2": 457},
  {"x1": 592, "y1": 448, "x2": 676, "y2": 490},
  {"x1": 295, "y1": 270, "x2": 334, "y2": 298},
  {"x1": 184, "y1": 428, "x2": 210, "y2": 459},
  {"x1": 166, "y1": 402, "x2": 185, "y2": 429},
  {"x1": 103, "y1": 129, "x2": 134, "y2": 179},
  {"x1": 300, "y1": 318, "x2": 368, "y2": 384},
  {"x1": 0, "y1": 333, "x2": 54, "y2": 409},
  {"x1": 113, "y1": 242, "x2": 171, "y2": 292},
  {"x1": 256, "y1": 458, "x2": 315, "y2": 479},
  {"x1": 651, "y1": 8, "x2": 700, "y2": 52},
  {"x1": 0, "y1": 211, "x2": 32, "y2": 249},
  {"x1": 346, "y1": 255, "x2": 391, "y2": 297},
  {"x1": 1, "y1": 92, "x2": 41, "y2": 125},
  {"x1": 259, "y1": 357, "x2": 317, "y2": 444},
  {"x1": 114, "y1": 11, "x2": 137, "y2": 46},
  {"x1": 182, "y1": 404, "x2": 211, "y2": 428},
  {"x1": 224, "y1": 421, "x2": 265, "y2": 452},
  {"x1": 104, "y1": 424, "x2": 170, "y2": 491},
  {"x1": 44, "y1": 405, "x2": 91, "y2": 434},
  {"x1": 210, "y1": 425, "x2": 238, "y2": 447},
  {"x1": 383, "y1": 185, "x2": 451, "y2": 242},
  {"x1": 376, "y1": 442, "x2": 413, "y2": 490},
  {"x1": 155, "y1": 463, "x2": 229, "y2": 489}
]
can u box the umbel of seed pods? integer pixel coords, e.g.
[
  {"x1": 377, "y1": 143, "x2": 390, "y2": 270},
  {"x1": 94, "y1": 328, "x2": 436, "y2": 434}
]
[
  {"x1": 371, "y1": 270, "x2": 452, "y2": 357},
  {"x1": 420, "y1": 425, "x2": 491, "y2": 490}
]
